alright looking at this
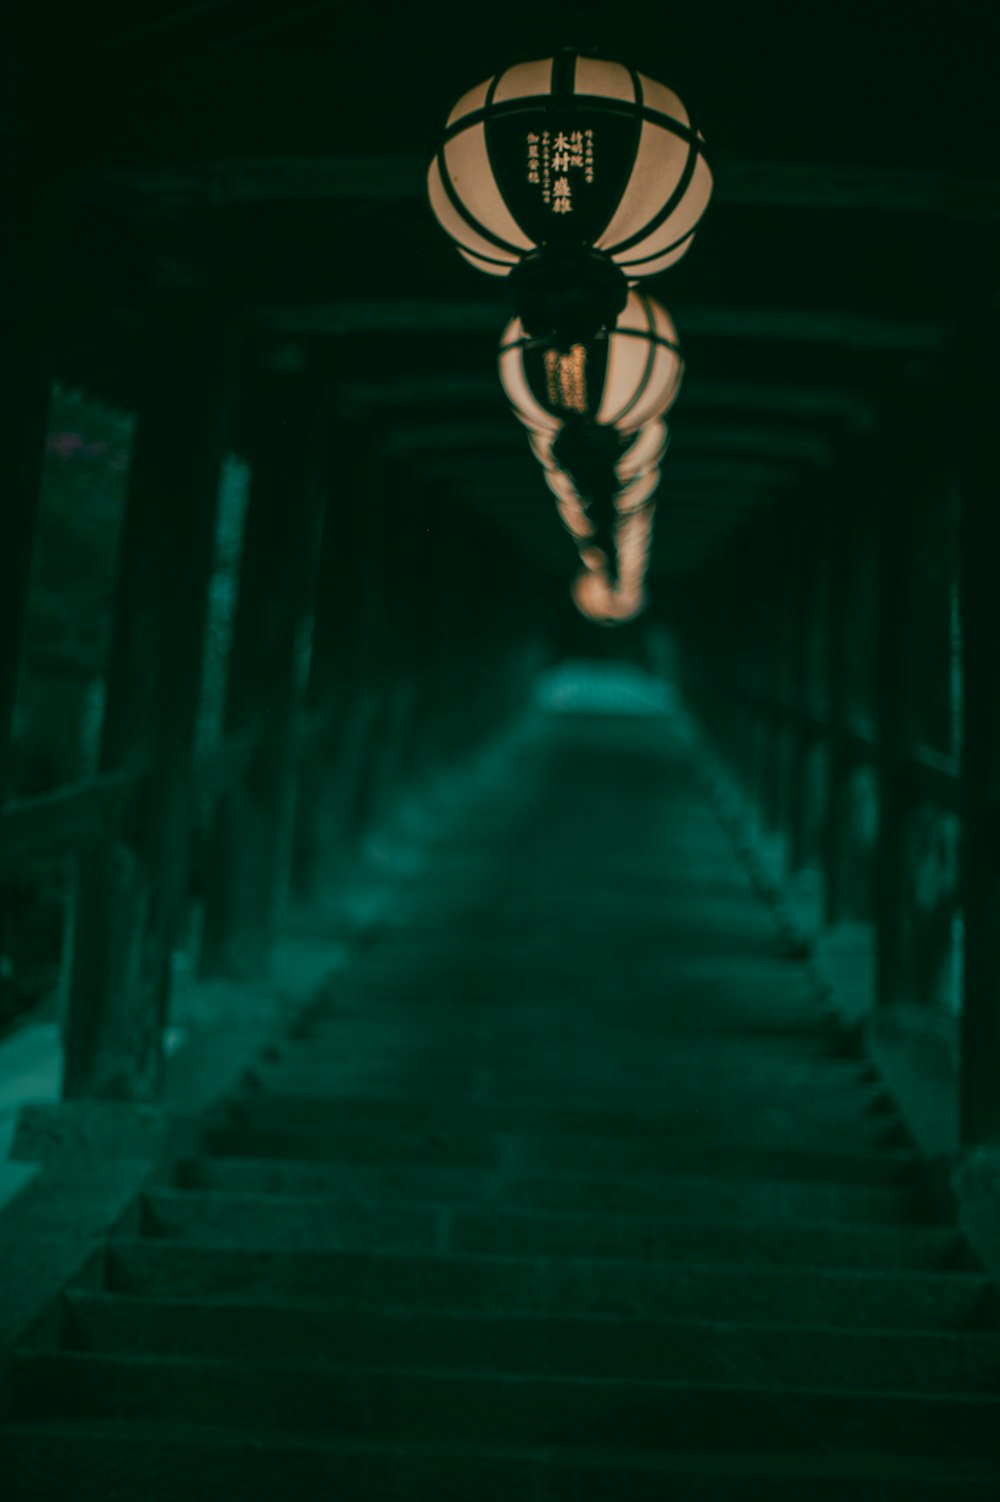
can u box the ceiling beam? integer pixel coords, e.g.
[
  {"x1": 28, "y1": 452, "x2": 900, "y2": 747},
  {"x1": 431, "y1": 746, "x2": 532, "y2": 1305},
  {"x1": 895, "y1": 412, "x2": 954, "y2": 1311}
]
[
  {"x1": 343, "y1": 375, "x2": 875, "y2": 429},
  {"x1": 668, "y1": 426, "x2": 833, "y2": 464},
  {"x1": 677, "y1": 380, "x2": 873, "y2": 421},
  {"x1": 102, "y1": 155, "x2": 1000, "y2": 221},
  {"x1": 387, "y1": 423, "x2": 522, "y2": 456},
  {"x1": 270, "y1": 300, "x2": 951, "y2": 350}
]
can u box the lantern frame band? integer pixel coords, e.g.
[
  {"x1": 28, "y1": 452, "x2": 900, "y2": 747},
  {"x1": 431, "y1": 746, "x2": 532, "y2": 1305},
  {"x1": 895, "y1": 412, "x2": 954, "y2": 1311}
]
[
  {"x1": 502, "y1": 319, "x2": 682, "y2": 367},
  {"x1": 440, "y1": 96, "x2": 704, "y2": 153}
]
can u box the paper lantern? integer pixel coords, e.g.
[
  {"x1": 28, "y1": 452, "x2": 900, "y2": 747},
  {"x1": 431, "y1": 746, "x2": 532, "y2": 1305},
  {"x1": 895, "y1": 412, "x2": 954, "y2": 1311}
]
[{"x1": 428, "y1": 51, "x2": 712, "y2": 337}]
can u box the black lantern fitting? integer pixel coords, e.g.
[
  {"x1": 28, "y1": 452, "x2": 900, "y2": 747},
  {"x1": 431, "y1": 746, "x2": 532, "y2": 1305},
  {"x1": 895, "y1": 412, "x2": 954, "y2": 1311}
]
[{"x1": 507, "y1": 246, "x2": 628, "y2": 343}]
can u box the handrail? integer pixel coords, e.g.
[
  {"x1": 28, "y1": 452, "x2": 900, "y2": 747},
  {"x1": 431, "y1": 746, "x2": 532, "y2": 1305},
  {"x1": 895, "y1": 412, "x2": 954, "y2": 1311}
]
[
  {"x1": 688, "y1": 663, "x2": 960, "y2": 812},
  {"x1": 908, "y1": 743, "x2": 960, "y2": 812},
  {"x1": 0, "y1": 767, "x2": 142, "y2": 876},
  {"x1": 0, "y1": 730, "x2": 262, "y2": 879}
]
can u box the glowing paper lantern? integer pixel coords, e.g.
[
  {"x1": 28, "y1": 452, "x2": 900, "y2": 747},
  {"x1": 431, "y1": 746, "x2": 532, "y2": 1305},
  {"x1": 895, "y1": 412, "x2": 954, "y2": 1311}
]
[
  {"x1": 529, "y1": 419, "x2": 667, "y2": 487},
  {"x1": 499, "y1": 292, "x2": 683, "y2": 433},
  {"x1": 571, "y1": 504, "x2": 656, "y2": 625},
  {"x1": 428, "y1": 51, "x2": 712, "y2": 337},
  {"x1": 615, "y1": 420, "x2": 668, "y2": 482}
]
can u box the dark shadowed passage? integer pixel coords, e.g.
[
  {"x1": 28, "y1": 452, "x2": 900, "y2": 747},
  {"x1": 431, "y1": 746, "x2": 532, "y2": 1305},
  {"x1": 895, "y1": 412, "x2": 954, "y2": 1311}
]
[
  {"x1": 3, "y1": 4, "x2": 1000, "y2": 1494},
  {"x1": 3, "y1": 692, "x2": 999, "y2": 1497}
]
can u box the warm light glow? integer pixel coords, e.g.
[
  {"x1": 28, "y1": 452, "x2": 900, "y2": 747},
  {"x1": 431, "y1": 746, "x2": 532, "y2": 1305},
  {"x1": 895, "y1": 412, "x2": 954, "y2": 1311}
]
[
  {"x1": 428, "y1": 53, "x2": 713, "y2": 283},
  {"x1": 544, "y1": 468, "x2": 595, "y2": 539},
  {"x1": 595, "y1": 296, "x2": 683, "y2": 432},
  {"x1": 571, "y1": 500, "x2": 656, "y2": 625},
  {"x1": 580, "y1": 544, "x2": 608, "y2": 571},
  {"x1": 614, "y1": 467, "x2": 660, "y2": 515},
  {"x1": 616, "y1": 420, "x2": 668, "y2": 481},
  {"x1": 544, "y1": 345, "x2": 588, "y2": 412},
  {"x1": 528, "y1": 427, "x2": 557, "y2": 469},
  {"x1": 572, "y1": 565, "x2": 648, "y2": 624},
  {"x1": 499, "y1": 292, "x2": 682, "y2": 433}
]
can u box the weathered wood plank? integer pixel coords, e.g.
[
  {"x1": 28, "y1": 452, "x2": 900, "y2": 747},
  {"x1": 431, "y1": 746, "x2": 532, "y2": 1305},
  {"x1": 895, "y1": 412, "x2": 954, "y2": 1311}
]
[
  {"x1": 63, "y1": 283, "x2": 240, "y2": 1100},
  {"x1": 199, "y1": 360, "x2": 329, "y2": 976}
]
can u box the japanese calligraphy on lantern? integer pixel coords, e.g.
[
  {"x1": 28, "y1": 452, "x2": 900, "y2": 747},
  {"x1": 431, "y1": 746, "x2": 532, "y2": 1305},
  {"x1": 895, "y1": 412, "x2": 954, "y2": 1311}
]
[
  {"x1": 527, "y1": 128, "x2": 594, "y2": 212},
  {"x1": 544, "y1": 345, "x2": 588, "y2": 412}
]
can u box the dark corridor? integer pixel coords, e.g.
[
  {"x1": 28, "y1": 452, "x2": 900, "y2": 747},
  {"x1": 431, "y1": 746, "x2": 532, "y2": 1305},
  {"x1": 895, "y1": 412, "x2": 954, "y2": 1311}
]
[
  {"x1": 3, "y1": 1, "x2": 1000, "y2": 1496},
  {"x1": 5, "y1": 701, "x2": 1000, "y2": 1496}
]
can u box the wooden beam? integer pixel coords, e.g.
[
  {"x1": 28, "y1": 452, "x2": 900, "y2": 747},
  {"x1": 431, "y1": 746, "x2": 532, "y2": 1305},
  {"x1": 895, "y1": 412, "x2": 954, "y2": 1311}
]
[
  {"x1": 668, "y1": 426, "x2": 833, "y2": 464},
  {"x1": 872, "y1": 395, "x2": 922, "y2": 1010},
  {"x1": 386, "y1": 422, "x2": 523, "y2": 456},
  {"x1": 821, "y1": 470, "x2": 858, "y2": 925},
  {"x1": 677, "y1": 308, "x2": 950, "y2": 352},
  {"x1": 958, "y1": 300, "x2": 1000, "y2": 1147},
  {"x1": 424, "y1": 453, "x2": 797, "y2": 490},
  {"x1": 63, "y1": 284, "x2": 240, "y2": 1100},
  {"x1": 101, "y1": 155, "x2": 1000, "y2": 221},
  {"x1": 200, "y1": 360, "x2": 328, "y2": 978},
  {"x1": 680, "y1": 381, "x2": 874, "y2": 422},
  {"x1": 268, "y1": 300, "x2": 950, "y2": 350},
  {"x1": 0, "y1": 156, "x2": 74, "y2": 803},
  {"x1": 345, "y1": 376, "x2": 874, "y2": 425}
]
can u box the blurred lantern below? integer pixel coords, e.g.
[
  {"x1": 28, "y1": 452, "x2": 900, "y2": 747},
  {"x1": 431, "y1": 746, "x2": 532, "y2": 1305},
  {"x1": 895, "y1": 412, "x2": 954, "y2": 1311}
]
[
  {"x1": 499, "y1": 292, "x2": 683, "y2": 435},
  {"x1": 572, "y1": 504, "x2": 656, "y2": 625}
]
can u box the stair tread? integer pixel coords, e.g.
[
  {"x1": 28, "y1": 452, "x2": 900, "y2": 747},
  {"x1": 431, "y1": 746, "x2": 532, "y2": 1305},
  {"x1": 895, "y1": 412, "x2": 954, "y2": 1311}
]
[
  {"x1": 7, "y1": 718, "x2": 995, "y2": 1495},
  {"x1": 5, "y1": 1418, "x2": 999, "y2": 1483},
  {"x1": 13, "y1": 1350, "x2": 1000, "y2": 1458},
  {"x1": 179, "y1": 1155, "x2": 924, "y2": 1220},
  {"x1": 105, "y1": 1238, "x2": 994, "y2": 1328},
  {"x1": 202, "y1": 1123, "x2": 918, "y2": 1183},
  {"x1": 62, "y1": 1291, "x2": 1000, "y2": 1391},
  {"x1": 140, "y1": 1188, "x2": 960, "y2": 1267},
  {"x1": 19, "y1": 1345, "x2": 1000, "y2": 1396}
]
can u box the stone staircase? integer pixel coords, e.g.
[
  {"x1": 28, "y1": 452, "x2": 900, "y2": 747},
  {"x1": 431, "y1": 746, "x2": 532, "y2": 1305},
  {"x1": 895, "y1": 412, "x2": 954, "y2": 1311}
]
[{"x1": 4, "y1": 715, "x2": 999, "y2": 1497}]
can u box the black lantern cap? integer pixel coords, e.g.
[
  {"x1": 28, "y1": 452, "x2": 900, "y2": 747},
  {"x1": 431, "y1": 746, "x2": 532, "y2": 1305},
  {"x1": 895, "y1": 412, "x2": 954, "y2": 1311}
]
[
  {"x1": 551, "y1": 412, "x2": 628, "y2": 500},
  {"x1": 508, "y1": 245, "x2": 628, "y2": 343}
]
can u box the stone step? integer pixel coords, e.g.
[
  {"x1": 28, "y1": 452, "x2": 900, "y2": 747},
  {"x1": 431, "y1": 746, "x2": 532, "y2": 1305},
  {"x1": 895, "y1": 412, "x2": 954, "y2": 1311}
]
[
  {"x1": 290, "y1": 1008, "x2": 840, "y2": 1035},
  {"x1": 219, "y1": 1091, "x2": 904, "y2": 1151},
  {"x1": 256, "y1": 1051, "x2": 868, "y2": 1097},
  {"x1": 240, "y1": 1068, "x2": 890, "y2": 1117},
  {"x1": 278, "y1": 1032, "x2": 863, "y2": 1074},
  {"x1": 202, "y1": 1120, "x2": 917, "y2": 1183},
  {"x1": 293, "y1": 1015, "x2": 845, "y2": 1049},
  {"x1": 139, "y1": 1189, "x2": 962, "y2": 1270},
  {"x1": 4, "y1": 1422, "x2": 999, "y2": 1502},
  {"x1": 178, "y1": 1156, "x2": 925, "y2": 1224},
  {"x1": 105, "y1": 1241, "x2": 995, "y2": 1329},
  {"x1": 12, "y1": 1351, "x2": 1000, "y2": 1458},
  {"x1": 251, "y1": 1041, "x2": 877, "y2": 1080},
  {"x1": 62, "y1": 1292, "x2": 1000, "y2": 1394}
]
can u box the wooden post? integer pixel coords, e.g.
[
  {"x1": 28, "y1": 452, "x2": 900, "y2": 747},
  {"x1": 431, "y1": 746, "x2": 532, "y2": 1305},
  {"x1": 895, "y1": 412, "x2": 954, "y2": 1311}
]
[
  {"x1": 292, "y1": 428, "x2": 367, "y2": 906},
  {"x1": 63, "y1": 283, "x2": 239, "y2": 1099},
  {"x1": 357, "y1": 470, "x2": 426, "y2": 833},
  {"x1": 958, "y1": 302, "x2": 1000, "y2": 1146},
  {"x1": 411, "y1": 501, "x2": 475, "y2": 786},
  {"x1": 0, "y1": 155, "x2": 73, "y2": 803},
  {"x1": 199, "y1": 354, "x2": 328, "y2": 978},
  {"x1": 821, "y1": 472, "x2": 856, "y2": 925},
  {"x1": 291, "y1": 427, "x2": 388, "y2": 903},
  {"x1": 757, "y1": 510, "x2": 791, "y2": 839},
  {"x1": 337, "y1": 456, "x2": 397, "y2": 854},
  {"x1": 784, "y1": 505, "x2": 817, "y2": 875},
  {"x1": 872, "y1": 397, "x2": 920, "y2": 1009}
]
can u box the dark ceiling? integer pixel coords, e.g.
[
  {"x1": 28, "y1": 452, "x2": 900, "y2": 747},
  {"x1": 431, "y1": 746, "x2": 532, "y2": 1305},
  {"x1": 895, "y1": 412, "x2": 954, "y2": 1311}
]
[{"x1": 9, "y1": 0, "x2": 1000, "y2": 592}]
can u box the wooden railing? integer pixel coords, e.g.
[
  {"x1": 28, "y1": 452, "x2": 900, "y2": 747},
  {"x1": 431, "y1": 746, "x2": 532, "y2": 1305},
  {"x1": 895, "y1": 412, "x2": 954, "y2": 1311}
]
[
  {"x1": 684, "y1": 662, "x2": 962, "y2": 1021},
  {"x1": 0, "y1": 731, "x2": 263, "y2": 879}
]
